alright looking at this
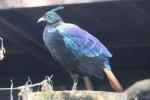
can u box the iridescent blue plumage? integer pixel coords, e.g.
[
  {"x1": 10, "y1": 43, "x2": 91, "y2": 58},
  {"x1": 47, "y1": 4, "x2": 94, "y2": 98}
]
[
  {"x1": 42, "y1": 22, "x2": 112, "y2": 79},
  {"x1": 56, "y1": 23, "x2": 112, "y2": 58},
  {"x1": 38, "y1": 6, "x2": 123, "y2": 92}
]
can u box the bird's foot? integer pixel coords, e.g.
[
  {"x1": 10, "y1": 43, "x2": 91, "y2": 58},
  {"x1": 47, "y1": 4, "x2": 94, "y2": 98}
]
[
  {"x1": 71, "y1": 79, "x2": 78, "y2": 91},
  {"x1": 71, "y1": 85, "x2": 77, "y2": 91}
]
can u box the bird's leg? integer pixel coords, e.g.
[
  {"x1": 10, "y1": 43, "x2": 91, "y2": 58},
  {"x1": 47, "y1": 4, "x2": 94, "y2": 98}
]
[
  {"x1": 69, "y1": 72, "x2": 79, "y2": 90},
  {"x1": 72, "y1": 74, "x2": 78, "y2": 90}
]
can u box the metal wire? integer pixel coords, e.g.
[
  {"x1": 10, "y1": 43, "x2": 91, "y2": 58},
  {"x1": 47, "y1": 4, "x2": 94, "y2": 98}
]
[{"x1": 0, "y1": 75, "x2": 53, "y2": 91}]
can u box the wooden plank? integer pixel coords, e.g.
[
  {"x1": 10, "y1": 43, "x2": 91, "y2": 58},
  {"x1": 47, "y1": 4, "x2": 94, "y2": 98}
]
[{"x1": 0, "y1": 0, "x2": 113, "y2": 9}]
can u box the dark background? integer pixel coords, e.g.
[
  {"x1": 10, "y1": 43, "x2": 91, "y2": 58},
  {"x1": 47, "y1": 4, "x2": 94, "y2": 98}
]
[{"x1": 0, "y1": 0, "x2": 150, "y2": 99}]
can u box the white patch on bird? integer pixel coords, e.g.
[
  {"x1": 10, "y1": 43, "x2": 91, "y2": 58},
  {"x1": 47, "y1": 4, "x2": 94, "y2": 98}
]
[
  {"x1": 56, "y1": 23, "x2": 67, "y2": 33},
  {"x1": 47, "y1": 28, "x2": 56, "y2": 33},
  {"x1": 56, "y1": 23, "x2": 77, "y2": 33},
  {"x1": 99, "y1": 49, "x2": 103, "y2": 54}
]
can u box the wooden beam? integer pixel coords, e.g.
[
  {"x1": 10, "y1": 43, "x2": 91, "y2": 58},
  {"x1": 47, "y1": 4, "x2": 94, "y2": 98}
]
[
  {"x1": 0, "y1": 0, "x2": 114, "y2": 9},
  {"x1": 27, "y1": 91, "x2": 127, "y2": 100}
]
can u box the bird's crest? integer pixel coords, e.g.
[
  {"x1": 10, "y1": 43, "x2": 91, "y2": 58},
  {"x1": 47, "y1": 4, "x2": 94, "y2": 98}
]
[
  {"x1": 38, "y1": 6, "x2": 64, "y2": 24},
  {"x1": 51, "y1": 6, "x2": 64, "y2": 12}
]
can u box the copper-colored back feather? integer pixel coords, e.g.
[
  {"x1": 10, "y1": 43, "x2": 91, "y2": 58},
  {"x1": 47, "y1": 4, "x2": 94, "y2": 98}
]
[{"x1": 104, "y1": 68, "x2": 123, "y2": 92}]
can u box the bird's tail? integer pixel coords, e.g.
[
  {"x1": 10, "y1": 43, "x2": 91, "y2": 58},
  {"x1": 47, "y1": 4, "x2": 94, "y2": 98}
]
[{"x1": 104, "y1": 68, "x2": 123, "y2": 92}]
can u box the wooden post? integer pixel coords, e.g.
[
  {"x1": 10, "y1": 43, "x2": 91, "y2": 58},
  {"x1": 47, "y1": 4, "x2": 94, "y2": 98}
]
[
  {"x1": 27, "y1": 91, "x2": 127, "y2": 100},
  {"x1": 0, "y1": 37, "x2": 6, "y2": 60}
]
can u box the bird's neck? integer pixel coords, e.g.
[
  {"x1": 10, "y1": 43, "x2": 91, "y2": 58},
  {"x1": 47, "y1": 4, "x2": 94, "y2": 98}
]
[{"x1": 47, "y1": 20, "x2": 64, "y2": 28}]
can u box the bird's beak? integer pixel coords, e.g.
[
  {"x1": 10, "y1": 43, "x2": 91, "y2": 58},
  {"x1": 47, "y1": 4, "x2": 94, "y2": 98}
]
[{"x1": 37, "y1": 17, "x2": 45, "y2": 23}]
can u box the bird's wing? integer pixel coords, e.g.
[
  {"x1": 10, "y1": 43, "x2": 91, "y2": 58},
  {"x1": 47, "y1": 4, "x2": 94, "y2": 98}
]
[{"x1": 57, "y1": 23, "x2": 112, "y2": 58}]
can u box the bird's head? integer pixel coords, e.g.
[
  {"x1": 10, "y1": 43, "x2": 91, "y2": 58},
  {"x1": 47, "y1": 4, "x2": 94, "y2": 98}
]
[{"x1": 37, "y1": 6, "x2": 64, "y2": 24}]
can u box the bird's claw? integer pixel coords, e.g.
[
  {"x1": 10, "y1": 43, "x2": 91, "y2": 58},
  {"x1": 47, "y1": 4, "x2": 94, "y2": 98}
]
[{"x1": 71, "y1": 87, "x2": 77, "y2": 91}]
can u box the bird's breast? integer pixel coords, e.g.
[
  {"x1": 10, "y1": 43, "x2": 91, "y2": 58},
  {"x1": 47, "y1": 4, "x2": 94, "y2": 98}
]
[
  {"x1": 43, "y1": 26, "x2": 66, "y2": 52},
  {"x1": 43, "y1": 27, "x2": 56, "y2": 41}
]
